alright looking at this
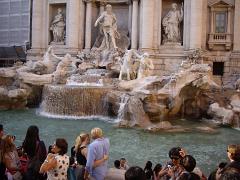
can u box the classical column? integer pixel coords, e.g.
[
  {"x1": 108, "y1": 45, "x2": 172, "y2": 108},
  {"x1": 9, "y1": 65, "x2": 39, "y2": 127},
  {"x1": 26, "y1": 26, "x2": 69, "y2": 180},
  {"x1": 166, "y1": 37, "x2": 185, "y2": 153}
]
[
  {"x1": 153, "y1": 0, "x2": 161, "y2": 49},
  {"x1": 233, "y1": 0, "x2": 240, "y2": 51},
  {"x1": 128, "y1": 2, "x2": 132, "y2": 39},
  {"x1": 227, "y1": 8, "x2": 231, "y2": 34},
  {"x1": 31, "y1": 0, "x2": 44, "y2": 50},
  {"x1": 183, "y1": 0, "x2": 191, "y2": 49},
  {"x1": 210, "y1": 7, "x2": 214, "y2": 34},
  {"x1": 85, "y1": 0, "x2": 92, "y2": 50},
  {"x1": 67, "y1": 0, "x2": 80, "y2": 49},
  {"x1": 131, "y1": 0, "x2": 138, "y2": 49},
  {"x1": 79, "y1": 0, "x2": 85, "y2": 50},
  {"x1": 99, "y1": 1, "x2": 105, "y2": 15},
  {"x1": 140, "y1": 0, "x2": 154, "y2": 50},
  {"x1": 189, "y1": 0, "x2": 203, "y2": 49}
]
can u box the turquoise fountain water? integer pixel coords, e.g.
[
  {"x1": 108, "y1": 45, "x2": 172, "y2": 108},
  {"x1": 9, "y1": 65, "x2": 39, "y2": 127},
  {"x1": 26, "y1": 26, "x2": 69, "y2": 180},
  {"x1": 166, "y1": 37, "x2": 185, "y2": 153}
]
[{"x1": 0, "y1": 109, "x2": 240, "y2": 176}]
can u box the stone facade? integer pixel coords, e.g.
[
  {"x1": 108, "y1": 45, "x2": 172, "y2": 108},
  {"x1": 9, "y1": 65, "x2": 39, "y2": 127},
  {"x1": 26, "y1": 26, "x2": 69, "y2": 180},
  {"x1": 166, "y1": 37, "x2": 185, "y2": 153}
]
[
  {"x1": 0, "y1": 0, "x2": 30, "y2": 47},
  {"x1": 28, "y1": 0, "x2": 240, "y2": 84}
]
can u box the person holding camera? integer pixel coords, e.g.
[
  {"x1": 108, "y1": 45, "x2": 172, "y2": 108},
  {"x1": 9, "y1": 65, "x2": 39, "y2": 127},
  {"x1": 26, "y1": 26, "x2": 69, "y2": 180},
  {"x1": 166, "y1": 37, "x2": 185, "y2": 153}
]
[
  {"x1": 158, "y1": 147, "x2": 186, "y2": 180},
  {"x1": 2, "y1": 135, "x2": 22, "y2": 180},
  {"x1": 0, "y1": 124, "x2": 7, "y2": 180}
]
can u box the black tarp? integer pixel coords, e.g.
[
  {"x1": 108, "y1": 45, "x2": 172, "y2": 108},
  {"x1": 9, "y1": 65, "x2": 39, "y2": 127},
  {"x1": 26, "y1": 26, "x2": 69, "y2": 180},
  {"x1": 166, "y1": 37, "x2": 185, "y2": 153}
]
[{"x1": 0, "y1": 46, "x2": 26, "y2": 67}]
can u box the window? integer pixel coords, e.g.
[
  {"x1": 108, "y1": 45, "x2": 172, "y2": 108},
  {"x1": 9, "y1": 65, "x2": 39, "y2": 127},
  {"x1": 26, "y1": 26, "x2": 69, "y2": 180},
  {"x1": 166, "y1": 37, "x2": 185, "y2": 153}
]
[
  {"x1": 213, "y1": 62, "x2": 224, "y2": 76},
  {"x1": 215, "y1": 12, "x2": 227, "y2": 33}
]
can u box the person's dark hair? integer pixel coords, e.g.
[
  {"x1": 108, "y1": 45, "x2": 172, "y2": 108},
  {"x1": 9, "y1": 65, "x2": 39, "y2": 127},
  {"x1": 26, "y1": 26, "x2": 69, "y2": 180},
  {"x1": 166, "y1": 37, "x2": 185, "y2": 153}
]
[
  {"x1": 114, "y1": 160, "x2": 121, "y2": 169},
  {"x1": 153, "y1": 164, "x2": 162, "y2": 176},
  {"x1": 169, "y1": 147, "x2": 181, "y2": 159},
  {"x1": 120, "y1": 157, "x2": 126, "y2": 161},
  {"x1": 0, "y1": 124, "x2": 3, "y2": 132},
  {"x1": 178, "y1": 172, "x2": 200, "y2": 180},
  {"x1": 48, "y1": 145, "x2": 53, "y2": 154},
  {"x1": 125, "y1": 166, "x2": 147, "y2": 180},
  {"x1": 181, "y1": 155, "x2": 196, "y2": 172},
  {"x1": 69, "y1": 156, "x2": 75, "y2": 166},
  {"x1": 22, "y1": 125, "x2": 40, "y2": 158},
  {"x1": 218, "y1": 162, "x2": 228, "y2": 169},
  {"x1": 55, "y1": 138, "x2": 68, "y2": 155},
  {"x1": 219, "y1": 168, "x2": 240, "y2": 180},
  {"x1": 144, "y1": 161, "x2": 153, "y2": 171}
]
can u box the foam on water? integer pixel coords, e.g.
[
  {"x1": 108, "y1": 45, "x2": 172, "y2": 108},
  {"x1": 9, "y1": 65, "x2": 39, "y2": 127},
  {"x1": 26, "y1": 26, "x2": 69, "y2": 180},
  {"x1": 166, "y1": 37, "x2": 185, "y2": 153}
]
[
  {"x1": 66, "y1": 81, "x2": 103, "y2": 87},
  {"x1": 37, "y1": 109, "x2": 116, "y2": 123}
]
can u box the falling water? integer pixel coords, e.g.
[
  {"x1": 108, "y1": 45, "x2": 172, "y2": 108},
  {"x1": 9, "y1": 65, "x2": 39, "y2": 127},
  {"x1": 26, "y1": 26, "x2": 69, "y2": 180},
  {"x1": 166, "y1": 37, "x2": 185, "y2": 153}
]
[
  {"x1": 40, "y1": 85, "x2": 111, "y2": 117},
  {"x1": 116, "y1": 94, "x2": 130, "y2": 122}
]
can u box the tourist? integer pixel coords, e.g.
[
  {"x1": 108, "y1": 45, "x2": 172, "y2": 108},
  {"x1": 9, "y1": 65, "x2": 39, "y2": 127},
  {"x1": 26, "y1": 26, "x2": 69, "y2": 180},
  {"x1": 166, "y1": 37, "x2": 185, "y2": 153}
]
[
  {"x1": 125, "y1": 166, "x2": 147, "y2": 180},
  {"x1": 152, "y1": 163, "x2": 162, "y2": 180},
  {"x1": 71, "y1": 133, "x2": 90, "y2": 166},
  {"x1": 0, "y1": 124, "x2": 7, "y2": 180},
  {"x1": 84, "y1": 127, "x2": 110, "y2": 180},
  {"x1": 120, "y1": 157, "x2": 129, "y2": 170},
  {"x1": 158, "y1": 147, "x2": 185, "y2": 179},
  {"x1": 2, "y1": 135, "x2": 22, "y2": 180},
  {"x1": 177, "y1": 155, "x2": 200, "y2": 179},
  {"x1": 219, "y1": 167, "x2": 240, "y2": 180},
  {"x1": 71, "y1": 132, "x2": 108, "y2": 180},
  {"x1": 105, "y1": 160, "x2": 126, "y2": 180},
  {"x1": 22, "y1": 125, "x2": 47, "y2": 179},
  {"x1": 144, "y1": 161, "x2": 153, "y2": 180},
  {"x1": 208, "y1": 162, "x2": 227, "y2": 180},
  {"x1": 40, "y1": 138, "x2": 69, "y2": 180},
  {"x1": 178, "y1": 173, "x2": 201, "y2": 180},
  {"x1": 222, "y1": 144, "x2": 240, "y2": 172}
]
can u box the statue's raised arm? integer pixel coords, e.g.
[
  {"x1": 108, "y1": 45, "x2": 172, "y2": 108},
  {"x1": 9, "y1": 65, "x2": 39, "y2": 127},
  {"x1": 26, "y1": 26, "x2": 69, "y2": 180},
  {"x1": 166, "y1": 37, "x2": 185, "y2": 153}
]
[{"x1": 94, "y1": 12, "x2": 105, "y2": 27}]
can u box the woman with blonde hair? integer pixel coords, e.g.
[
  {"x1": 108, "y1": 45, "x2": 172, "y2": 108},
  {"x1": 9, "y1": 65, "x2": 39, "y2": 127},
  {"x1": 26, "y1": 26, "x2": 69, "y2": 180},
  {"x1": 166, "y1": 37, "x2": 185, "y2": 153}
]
[
  {"x1": 71, "y1": 132, "x2": 108, "y2": 180},
  {"x1": 71, "y1": 133, "x2": 90, "y2": 166},
  {"x1": 2, "y1": 135, "x2": 22, "y2": 180}
]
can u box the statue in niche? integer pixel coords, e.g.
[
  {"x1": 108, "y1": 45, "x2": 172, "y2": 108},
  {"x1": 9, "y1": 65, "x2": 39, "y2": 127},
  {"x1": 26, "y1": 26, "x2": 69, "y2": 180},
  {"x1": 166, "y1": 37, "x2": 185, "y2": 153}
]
[
  {"x1": 94, "y1": 4, "x2": 120, "y2": 50},
  {"x1": 135, "y1": 52, "x2": 154, "y2": 79},
  {"x1": 162, "y1": 3, "x2": 183, "y2": 44},
  {"x1": 50, "y1": 8, "x2": 66, "y2": 44}
]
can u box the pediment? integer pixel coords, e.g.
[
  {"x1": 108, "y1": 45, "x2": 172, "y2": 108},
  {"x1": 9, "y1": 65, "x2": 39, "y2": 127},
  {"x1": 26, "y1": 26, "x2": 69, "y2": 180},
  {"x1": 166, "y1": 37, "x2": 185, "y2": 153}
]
[{"x1": 208, "y1": 0, "x2": 234, "y2": 7}]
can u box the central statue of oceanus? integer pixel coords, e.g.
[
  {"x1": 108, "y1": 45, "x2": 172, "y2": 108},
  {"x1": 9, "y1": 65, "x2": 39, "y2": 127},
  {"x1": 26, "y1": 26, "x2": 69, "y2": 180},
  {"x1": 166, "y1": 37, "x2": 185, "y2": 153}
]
[{"x1": 94, "y1": 4, "x2": 120, "y2": 50}]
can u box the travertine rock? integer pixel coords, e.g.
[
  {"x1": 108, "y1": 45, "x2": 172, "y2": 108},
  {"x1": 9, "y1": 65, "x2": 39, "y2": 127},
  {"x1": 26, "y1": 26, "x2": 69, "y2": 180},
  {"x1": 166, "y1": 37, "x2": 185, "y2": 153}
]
[
  {"x1": 18, "y1": 72, "x2": 53, "y2": 85},
  {"x1": 208, "y1": 103, "x2": 234, "y2": 125}
]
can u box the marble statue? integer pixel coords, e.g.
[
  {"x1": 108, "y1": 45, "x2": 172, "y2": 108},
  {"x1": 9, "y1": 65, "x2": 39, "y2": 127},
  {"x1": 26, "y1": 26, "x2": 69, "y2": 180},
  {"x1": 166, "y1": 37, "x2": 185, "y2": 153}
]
[
  {"x1": 53, "y1": 53, "x2": 77, "y2": 84},
  {"x1": 162, "y1": 3, "x2": 183, "y2": 44},
  {"x1": 135, "y1": 52, "x2": 154, "y2": 79},
  {"x1": 94, "y1": 4, "x2": 120, "y2": 50},
  {"x1": 31, "y1": 46, "x2": 62, "y2": 74},
  {"x1": 50, "y1": 8, "x2": 66, "y2": 44},
  {"x1": 119, "y1": 49, "x2": 134, "y2": 81}
]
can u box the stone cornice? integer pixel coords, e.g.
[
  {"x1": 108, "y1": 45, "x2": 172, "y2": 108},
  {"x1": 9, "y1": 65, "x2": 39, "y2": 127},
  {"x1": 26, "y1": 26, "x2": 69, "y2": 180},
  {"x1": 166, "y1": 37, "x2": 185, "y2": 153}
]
[
  {"x1": 83, "y1": 0, "x2": 93, "y2": 3},
  {"x1": 83, "y1": 0, "x2": 130, "y2": 4}
]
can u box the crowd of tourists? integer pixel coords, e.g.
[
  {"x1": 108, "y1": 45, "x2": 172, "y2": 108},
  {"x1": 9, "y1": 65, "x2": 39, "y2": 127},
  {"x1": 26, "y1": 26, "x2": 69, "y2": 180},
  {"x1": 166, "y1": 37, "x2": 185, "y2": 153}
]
[{"x1": 0, "y1": 124, "x2": 239, "y2": 180}]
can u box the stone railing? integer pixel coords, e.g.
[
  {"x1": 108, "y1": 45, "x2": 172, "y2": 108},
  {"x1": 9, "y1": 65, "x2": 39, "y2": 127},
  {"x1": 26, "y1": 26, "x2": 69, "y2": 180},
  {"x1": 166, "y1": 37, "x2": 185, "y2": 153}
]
[{"x1": 208, "y1": 33, "x2": 232, "y2": 50}]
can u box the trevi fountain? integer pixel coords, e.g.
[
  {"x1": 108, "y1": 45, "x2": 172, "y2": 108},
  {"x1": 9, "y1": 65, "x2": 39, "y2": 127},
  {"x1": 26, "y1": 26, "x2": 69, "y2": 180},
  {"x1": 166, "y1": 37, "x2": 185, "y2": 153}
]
[{"x1": 0, "y1": 0, "x2": 240, "y2": 174}]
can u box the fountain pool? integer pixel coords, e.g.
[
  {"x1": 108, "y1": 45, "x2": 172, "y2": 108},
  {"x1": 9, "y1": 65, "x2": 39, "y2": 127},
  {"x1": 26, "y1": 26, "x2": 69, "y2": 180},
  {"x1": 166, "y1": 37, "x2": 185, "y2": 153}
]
[{"x1": 0, "y1": 109, "x2": 239, "y2": 175}]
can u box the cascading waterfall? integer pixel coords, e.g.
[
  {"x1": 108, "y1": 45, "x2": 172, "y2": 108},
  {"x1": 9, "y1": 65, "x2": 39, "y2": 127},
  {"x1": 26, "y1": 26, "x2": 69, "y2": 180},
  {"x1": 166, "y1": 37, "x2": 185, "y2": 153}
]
[
  {"x1": 116, "y1": 94, "x2": 130, "y2": 122},
  {"x1": 39, "y1": 85, "x2": 111, "y2": 117}
]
